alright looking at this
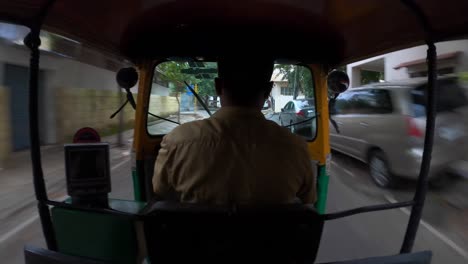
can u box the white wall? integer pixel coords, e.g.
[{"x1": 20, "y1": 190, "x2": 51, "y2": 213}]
[
  {"x1": 151, "y1": 83, "x2": 170, "y2": 96},
  {"x1": 0, "y1": 43, "x2": 120, "y2": 144},
  {"x1": 347, "y1": 39, "x2": 468, "y2": 87},
  {"x1": 347, "y1": 55, "x2": 385, "y2": 88},
  {"x1": 271, "y1": 83, "x2": 305, "y2": 112},
  {"x1": 271, "y1": 83, "x2": 293, "y2": 112}
]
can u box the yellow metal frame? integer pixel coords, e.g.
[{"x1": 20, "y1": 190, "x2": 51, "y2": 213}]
[
  {"x1": 131, "y1": 61, "x2": 331, "y2": 211},
  {"x1": 133, "y1": 60, "x2": 163, "y2": 161},
  {"x1": 307, "y1": 64, "x2": 330, "y2": 166},
  {"x1": 133, "y1": 62, "x2": 330, "y2": 164}
]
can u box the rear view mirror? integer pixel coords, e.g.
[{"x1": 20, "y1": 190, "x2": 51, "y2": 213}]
[
  {"x1": 327, "y1": 70, "x2": 349, "y2": 94},
  {"x1": 116, "y1": 67, "x2": 138, "y2": 89}
]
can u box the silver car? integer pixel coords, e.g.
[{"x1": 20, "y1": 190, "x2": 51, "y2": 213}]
[
  {"x1": 330, "y1": 77, "x2": 468, "y2": 187},
  {"x1": 279, "y1": 99, "x2": 316, "y2": 138}
]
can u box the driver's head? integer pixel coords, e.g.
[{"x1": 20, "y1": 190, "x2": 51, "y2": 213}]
[{"x1": 215, "y1": 56, "x2": 274, "y2": 108}]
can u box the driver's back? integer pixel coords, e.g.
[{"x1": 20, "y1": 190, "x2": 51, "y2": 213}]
[{"x1": 152, "y1": 106, "x2": 316, "y2": 205}]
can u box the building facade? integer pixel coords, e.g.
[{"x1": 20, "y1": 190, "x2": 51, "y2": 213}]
[{"x1": 346, "y1": 39, "x2": 468, "y2": 87}]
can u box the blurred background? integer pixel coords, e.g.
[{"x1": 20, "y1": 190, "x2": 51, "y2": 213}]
[{"x1": 0, "y1": 21, "x2": 467, "y2": 263}]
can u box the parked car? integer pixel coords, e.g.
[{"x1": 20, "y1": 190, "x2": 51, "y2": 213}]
[
  {"x1": 330, "y1": 77, "x2": 468, "y2": 187},
  {"x1": 261, "y1": 98, "x2": 274, "y2": 116},
  {"x1": 279, "y1": 99, "x2": 316, "y2": 138}
]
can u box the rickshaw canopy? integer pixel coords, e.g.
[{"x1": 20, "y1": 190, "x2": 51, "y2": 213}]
[{"x1": 0, "y1": 0, "x2": 467, "y2": 64}]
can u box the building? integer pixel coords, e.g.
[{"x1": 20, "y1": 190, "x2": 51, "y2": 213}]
[
  {"x1": 346, "y1": 39, "x2": 468, "y2": 87},
  {"x1": 0, "y1": 23, "x2": 178, "y2": 167},
  {"x1": 270, "y1": 71, "x2": 306, "y2": 113}
]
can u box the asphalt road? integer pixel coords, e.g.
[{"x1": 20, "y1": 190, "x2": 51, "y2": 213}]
[
  {"x1": 317, "y1": 151, "x2": 468, "y2": 263},
  {"x1": 1, "y1": 115, "x2": 467, "y2": 263}
]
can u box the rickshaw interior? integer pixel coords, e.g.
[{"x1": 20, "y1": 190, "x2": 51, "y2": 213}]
[{"x1": 1, "y1": 0, "x2": 468, "y2": 263}]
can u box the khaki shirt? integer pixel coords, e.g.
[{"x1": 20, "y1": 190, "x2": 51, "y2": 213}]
[{"x1": 153, "y1": 107, "x2": 316, "y2": 205}]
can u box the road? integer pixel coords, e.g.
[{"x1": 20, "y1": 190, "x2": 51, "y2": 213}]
[
  {"x1": 1, "y1": 115, "x2": 468, "y2": 263},
  {"x1": 317, "y1": 152, "x2": 468, "y2": 263}
]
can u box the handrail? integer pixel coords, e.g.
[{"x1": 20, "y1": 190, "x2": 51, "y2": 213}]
[
  {"x1": 25, "y1": 0, "x2": 57, "y2": 251},
  {"x1": 323, "y1": 201, "x2": 415, "y2": 220}
]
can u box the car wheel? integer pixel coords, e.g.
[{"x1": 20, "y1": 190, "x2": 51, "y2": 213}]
[{"x1": 369, "y1": 150, "x2": 396, "y2": 188}]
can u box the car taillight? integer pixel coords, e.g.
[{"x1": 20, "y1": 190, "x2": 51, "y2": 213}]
[
  {"x1": 406, "y1": 116, "x2": 423, "y2": 138},
  {"x1": 297, "y1": 110, "x2": 306, "y2": 117}
]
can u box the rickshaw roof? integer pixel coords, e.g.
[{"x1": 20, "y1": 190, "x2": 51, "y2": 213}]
[{"x1": 0, "y1": 0, "x2": 467, "y2": 65}]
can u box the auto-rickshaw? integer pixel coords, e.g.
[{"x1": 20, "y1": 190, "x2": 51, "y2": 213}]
[{"x1": 1, "y1": 0, "x2": 468, "y2": 263}]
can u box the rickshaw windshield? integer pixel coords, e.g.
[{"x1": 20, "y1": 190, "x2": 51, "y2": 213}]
[{"x1": 147, "y1": 60, "x2": 317, "y2": 140}]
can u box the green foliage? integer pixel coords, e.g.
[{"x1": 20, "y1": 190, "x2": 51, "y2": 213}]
[
  {"x1": 156, "y1": 62, "x2": 197, "y2": 94},
  {"x1": 156, "y1": 61, "x2": 218, "y2": 98},
  {"x1": 274, "y1": 64, "x2": 315, "y2": 99},
  {"x1": 197, "y1": 79, "x2": 216, "y2": 97},
  {"x1": 361, "y1": 70, "x2": 384, "y2": 85},
  {"x1": 196, "y1": 62, "x2": 218, "y2": 98}
]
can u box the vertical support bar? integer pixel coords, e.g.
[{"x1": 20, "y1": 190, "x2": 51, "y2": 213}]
[
  {"x1": 132, "y1": 165, "x2": 143, "y2": 201},
  {"x1": 316, "y1": 166, "x2": 329, "y2": 214},
  {"x1": 401, "y1": 43, "x2": 437, "y2": 253},
  {"x1": 400, "y1": 0, "x2": 437, "y2": 253},
  {"x1": 133, "y1": 61, "x2": 155, "y2": 201},
  {"x1": 24, "y1": 31, "x2": 57, "y2": 250},
  {"x1": 308, "y1": 64, "x2": 331, "y2": 213}
]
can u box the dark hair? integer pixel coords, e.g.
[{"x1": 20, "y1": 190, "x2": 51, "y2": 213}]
[{"x1": 217, "y1": 57, "x2": 274, "y2": 105}]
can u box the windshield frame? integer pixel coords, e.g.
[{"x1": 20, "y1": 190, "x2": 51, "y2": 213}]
[{"x1": 146, "y1": 60, "x2": 318, "y2": 142}]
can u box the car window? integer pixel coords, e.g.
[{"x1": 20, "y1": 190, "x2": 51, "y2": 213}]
[
  {"x1": 285, "y1": 102, "x2": 293, "y2": 110},
  {"x1": 334, "y1": 92, "x2": 354, "y2": 114},
  {"x1": 334, "y1": 89, "x2": 392, "y2": 115},
  {"x1": 411, "y1": 79, "x2": 468, "y2": 117}
]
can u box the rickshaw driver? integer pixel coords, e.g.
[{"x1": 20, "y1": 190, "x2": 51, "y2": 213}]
[{"x1": 152, "y1": 56, "x2": 316, "y2": 205}]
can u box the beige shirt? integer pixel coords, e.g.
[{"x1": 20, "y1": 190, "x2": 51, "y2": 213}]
[{"x1": 152, "y1": 107, "x2": 316, "y2": 205}]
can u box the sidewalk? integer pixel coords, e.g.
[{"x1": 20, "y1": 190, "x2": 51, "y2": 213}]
[{"x1": 0, "y1": 129, "x2": 134, "y2": 223}]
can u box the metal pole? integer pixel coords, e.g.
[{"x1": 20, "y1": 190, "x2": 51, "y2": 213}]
[
  {"x1": 400, "y1": 0, "x2": 437, "y2": 253},
  {"x1": 25, "y1": 0, "x2": 58, "y2": 250},
  {"x1": 25, "y1": 30, "x2": 57, "y2": 251}
]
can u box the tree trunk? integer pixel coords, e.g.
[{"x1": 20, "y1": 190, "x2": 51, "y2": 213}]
[
  {"x1": 176, "y1": 92, "x2": 181, "y2": 123},
  {"x1": 292, "y1": 68, "x2": 299, "y2": 100}
]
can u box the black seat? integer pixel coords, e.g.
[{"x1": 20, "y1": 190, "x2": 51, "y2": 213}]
[
  {"x1": 24, "y1": 245, "x2": 109, "y2": 264},
  {"x1": 143, "y1": 201, "x2": 324, "y2": 264},
  {"x1": 319, "y1": 251, "x2": 432, "y2": 264}
]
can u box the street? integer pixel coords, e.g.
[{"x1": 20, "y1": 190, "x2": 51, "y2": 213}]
[
  {"x1": 0, "y1": 116, "x2": 467, "y2": 263},
  {"x1": 318, "y1": 151, "x2": 468, "y2": 263}
]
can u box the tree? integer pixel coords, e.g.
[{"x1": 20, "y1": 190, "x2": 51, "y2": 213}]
[
  {"x1": 155, "y1": 61, "x2": 218, "y2": 115},
  {"x1": 155, "y1": 62, "x2": 197, "y2": 122},
  {"x1": 274, "y1": 64, "x2": 314, "y2": 99},
  {"x1": 361, "y1": 70, "x2": 384, "y2": 85},
  {"x1": 195, "y1": 62, "x2": 218, "y2": 107},
  {"x1": 156, "y1": 62, "x2": 198, "y2": 94}
]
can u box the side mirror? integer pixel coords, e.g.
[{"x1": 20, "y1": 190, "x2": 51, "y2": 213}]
[
  {"x1": 281, "y1": 108, "x2": 284, "y2": 112},
  {"x1": 116, "y1": 67, "x2": 138, "y2": 89},
  {"x1": 327, "y1": 70, "x2": 349, "y2": 94}
]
